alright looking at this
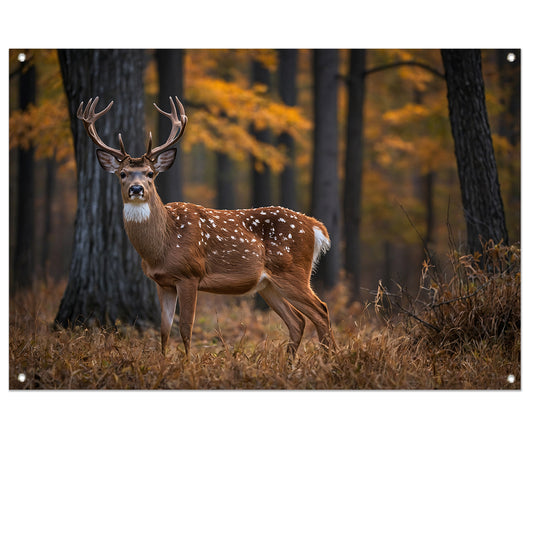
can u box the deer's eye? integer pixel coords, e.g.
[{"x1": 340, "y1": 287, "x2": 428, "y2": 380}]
[
  {"x1": 120, "y1": 171, "x2": 126, "y2": 179},
  {"x1": 147, "y1": 171, "x2": 154, "y2": 179}
]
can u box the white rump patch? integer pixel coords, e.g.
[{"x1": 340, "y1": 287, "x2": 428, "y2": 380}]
[
  {"x1": 312, "y1": 226, "x2": 331, "y2": 270},
  {"x1": 124, "y1": 202, "x2": 151, "y2": 223}
]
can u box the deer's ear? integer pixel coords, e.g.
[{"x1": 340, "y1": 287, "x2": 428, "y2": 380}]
[
  {"x1": 96, "y1": 149, "x2": 121, "y2": 173},
  {"x1": 153, "y1": 148, "x2": 177, "y2": 173}
]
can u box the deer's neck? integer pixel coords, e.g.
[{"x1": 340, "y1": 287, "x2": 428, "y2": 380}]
[{"x1": 123, "y1": 196, "x2": 171, "y2": 266}]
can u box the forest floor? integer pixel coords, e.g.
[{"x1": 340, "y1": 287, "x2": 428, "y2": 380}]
[{"x1": 9, "y1": 245, "x2": 520, "y2": 390}]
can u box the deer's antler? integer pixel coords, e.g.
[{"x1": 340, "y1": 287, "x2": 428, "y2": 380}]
[
  {"x1": 146, "y1": 96, "x2": 188, "y2": 161},
  {"x1": 77, "y1": 97, "x2": 129, "y2": 161}
]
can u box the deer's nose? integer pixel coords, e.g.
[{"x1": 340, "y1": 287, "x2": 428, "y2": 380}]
[{"x1": 129, "y1": 184, "x2": 144, "y2": 197}]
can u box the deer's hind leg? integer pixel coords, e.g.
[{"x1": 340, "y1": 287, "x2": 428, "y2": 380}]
[
  {"x1": 259, "y1": 284, "x2": 306, "y2": 356},
  {"x1": 268, "y1": 275, "x2": 336, "y2": 351}
]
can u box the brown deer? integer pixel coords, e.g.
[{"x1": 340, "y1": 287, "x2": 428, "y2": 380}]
[{"x1": 77, "y1": 96, "x2": 335, "y2": 357}]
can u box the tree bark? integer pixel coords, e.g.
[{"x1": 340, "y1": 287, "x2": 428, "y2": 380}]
[
  {"x1": 311, "y1": 49, "x2": 340, "y2": 289},
  {"x1": 343, "y1": 49, "x2": 366, "y2": 300},
  {"x1": 155, "y1": 49, "x2": 184, "y2": 204},
  {"x1": 13, "y1": 62, "x2": 36, "y2": 292},
  {"x1": 441, "y1": 49, "x2": 508, "y2": 253},
  {"x1": 278, "y1": 49, "x2": 298, "y2": 211},
  {"x1": 56, "y1": 49, "x2": 159, "y2": 328}
]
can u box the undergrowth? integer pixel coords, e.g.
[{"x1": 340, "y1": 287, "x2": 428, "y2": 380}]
[{"x1": 9, "y1": 244, "x2": 520, "y2": 390}]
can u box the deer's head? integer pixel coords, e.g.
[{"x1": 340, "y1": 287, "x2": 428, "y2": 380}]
[{"x1": 77, "y1": 96, "x2": 187, "y2": 206}]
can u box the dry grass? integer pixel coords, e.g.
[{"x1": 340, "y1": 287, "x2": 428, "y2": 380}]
[{"x1": 9, "y1": 245, "x2": 520, "y2": 390}]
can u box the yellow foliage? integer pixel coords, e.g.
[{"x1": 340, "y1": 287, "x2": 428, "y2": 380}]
[
  {"x1": 9, "y1": 50, "x2": 73, "y2": 166},
  {"x1": 10, "y1": 100, "x2": 72, "y2": 163},
  {"x1": 183, "y1": 72, "x2": 311, "y2": 172},
  {"x1": 383, "y1": 103, "x2": 431, "y2": 126}
]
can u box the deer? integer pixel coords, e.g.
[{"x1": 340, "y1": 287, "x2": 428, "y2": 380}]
[{"x1": 77, "y1": 96, "x2": 336, "y2": 358}]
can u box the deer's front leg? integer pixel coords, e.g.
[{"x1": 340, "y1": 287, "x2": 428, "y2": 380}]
[
  {"x1": 157, "y1": 284, "x2": 178, "y2": 355},
  {"x1": 176, "y1": 279, "x2": 199, "y2": 358}
]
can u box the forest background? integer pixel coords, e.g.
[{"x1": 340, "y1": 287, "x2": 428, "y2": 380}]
[
  {"x1": 8, "y1": 48, "x2": 520, "y2": 299},
  {"x1": 2, "y1": 7, "x2": 529, "y2": 531}
]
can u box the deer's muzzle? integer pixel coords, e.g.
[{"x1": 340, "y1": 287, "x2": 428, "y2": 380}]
[{"x1": 128, "y1": 184, "x2": 144, "y2": 199}]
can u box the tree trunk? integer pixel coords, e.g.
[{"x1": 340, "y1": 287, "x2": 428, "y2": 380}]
[
  {"x1": 56, "y1": 49, "x2": 159, "y2": 328},
  {"x1": 278, "y1": 49, "x2": 298, "y2": 211},
  {"x1": 441, "y1": 49, "x2": 508, "y2": 253},
  {"x1": 13, "y1": 62, "x2": 36, "y2": 292},
  {"x1": 155, "y1": 49, "x2": 184, "y2": 204},
  {"x1": 216, "y1": 151, "x2": 235, "y2": 209},
  {"x1": 343, "y1": 49, "x2": 366, "y2": 301},
  {"x1": 41, "y1": 154, "x2": 56, "y2": 283},
  {"x1": 311, "y1": 49, "x2": 340, "y2": 289},
  {"x1": 251, "y1": 59, "x2": 272, "y2": 208}
]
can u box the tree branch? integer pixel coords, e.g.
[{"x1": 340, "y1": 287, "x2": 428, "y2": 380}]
[{"x1": 365, "y1": 60, "x2": 445, "y2": 80}]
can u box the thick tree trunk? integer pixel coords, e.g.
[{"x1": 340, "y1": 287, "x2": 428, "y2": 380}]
[
  {"x1": 343, "y1": 49, "x2": 366, "y2": 301},
  {"x1": 155, "y1": 49, "x2": 184, "y2": 204},
  {"x1": 56, "y1": 49, "x2": 158, "y2": 328},
  {"x1": 13, "y1": 62, "x2": 36, "y2": 291},
  {"x1": 278, "y1": 49, "x2": 298, "y2": 211},
  {"x1": 441, "y1": 49, "x2": 508, "y2": 253},
  {"x1": 311, "y1": 49, "x2": 340, "y2": 289}
]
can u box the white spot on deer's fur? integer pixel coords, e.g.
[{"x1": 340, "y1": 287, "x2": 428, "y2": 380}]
[
  {"x1": 290, "y1": 224, "x2": 295, "y2": 229},
  {"x1": 299, "y1": 229, "x2": 305, "y2": 233},
  {"x1": 288, "y1": 233, "x2": 292, "y2": 239},
  {"x1": 124, "y1": 203, "x2": 151, "y2": 223},
  {"x1": 279, "y1": 217, "x2": 286, "y2": 223},
  {"x1": 216, "y1": 235, "x2": 223, "y2": 241},
  {"x1": 260, "y1": 211, "x2": 267, "y2": 215}
]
